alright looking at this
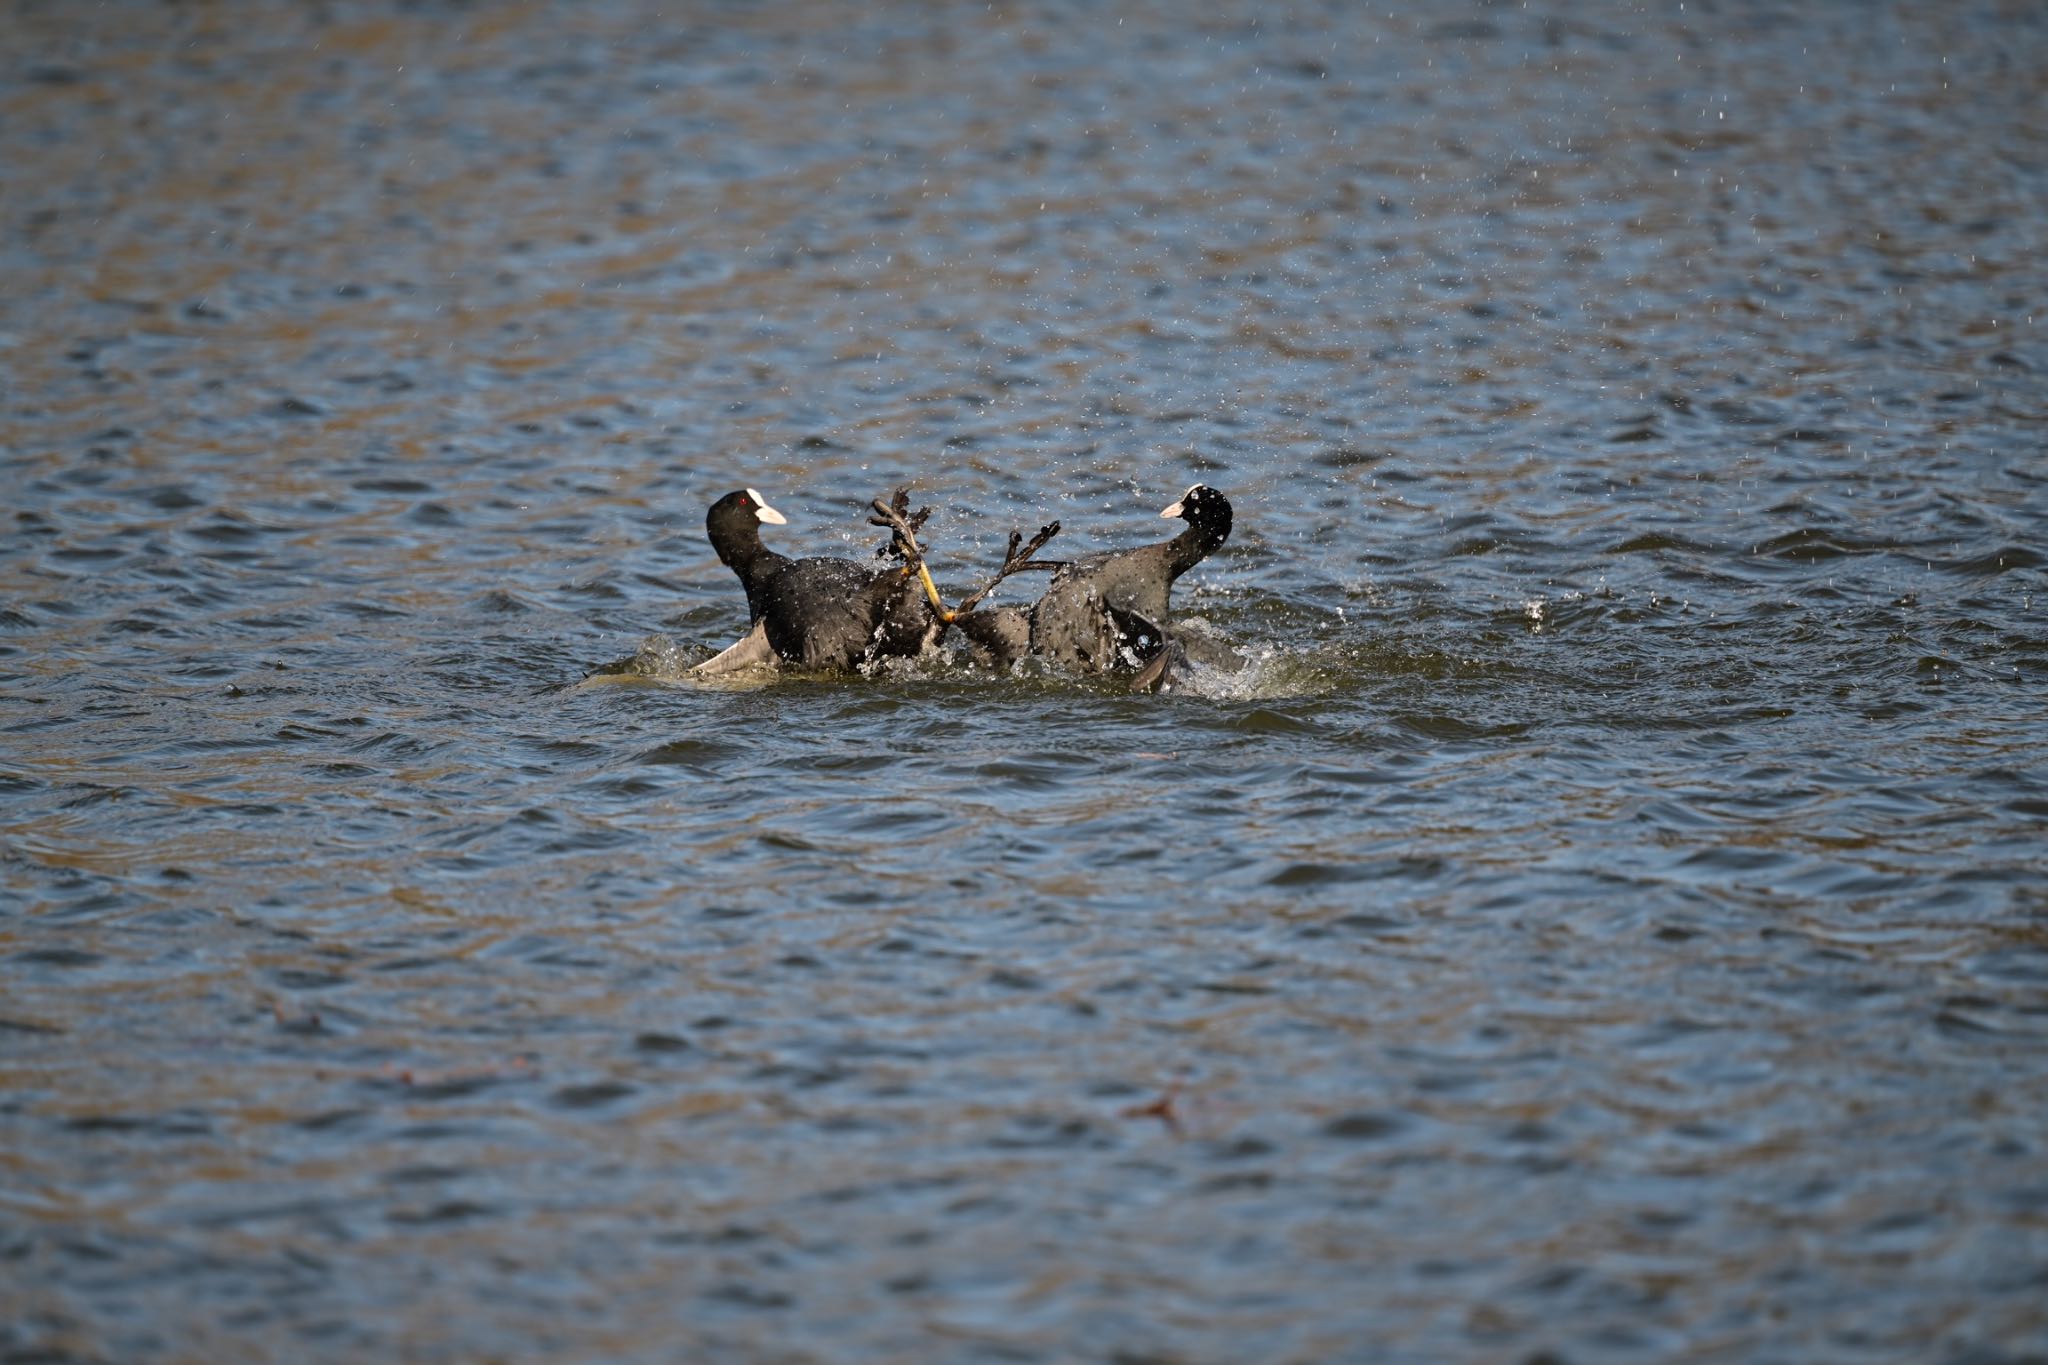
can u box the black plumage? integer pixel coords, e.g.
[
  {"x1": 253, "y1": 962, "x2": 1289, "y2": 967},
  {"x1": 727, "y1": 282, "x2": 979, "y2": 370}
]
[{"x1": 702, "y1": 488, "x2": 940, "y2": 672}]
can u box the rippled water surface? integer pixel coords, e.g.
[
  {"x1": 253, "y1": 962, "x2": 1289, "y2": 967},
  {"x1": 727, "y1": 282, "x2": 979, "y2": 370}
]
[{"x1": 5, "y1": 2, "x2": 2047, "y2": 1360}]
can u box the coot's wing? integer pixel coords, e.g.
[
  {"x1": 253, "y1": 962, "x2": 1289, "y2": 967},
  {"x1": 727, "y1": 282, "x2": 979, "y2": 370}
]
[
  {"x1": 1126, "y1": 637, "x2": 1184, "y2": 694},
  {"x1": 1088, "y1": 542, "x2": 1177, "y2": 621},
  {"x1": 688, "y1": 620, "x2": 777, "y2": 676},
  {"x1": 1102, "y1": 601, "x2": 1170, "y2": 668},
  {"x1": 1101, "y1": 601, "x2": 1182, "y2": 693}
]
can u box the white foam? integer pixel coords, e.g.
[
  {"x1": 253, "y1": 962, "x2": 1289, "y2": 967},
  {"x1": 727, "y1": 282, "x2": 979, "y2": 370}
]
[
  {"x1": 572, "y1": 633, "x2": 782, "y2": 690},
  {"x1": 1166, "y1": 640, "x2": 1327, "y2": 701}
]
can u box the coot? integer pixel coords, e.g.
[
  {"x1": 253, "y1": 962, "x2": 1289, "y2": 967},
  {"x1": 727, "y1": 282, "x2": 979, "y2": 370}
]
[
  {"x1": 691, "y1": 487, "x2": 788, "y2": 674},
  {"x1": 697, "y1": 488, "x2": 942, "y2": 673},
  {"x1": 1027, "y1": 484, "x2": 1233, "y2": 673}
]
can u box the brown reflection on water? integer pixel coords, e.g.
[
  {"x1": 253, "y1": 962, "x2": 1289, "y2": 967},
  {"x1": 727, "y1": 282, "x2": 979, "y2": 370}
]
[{"x1": 4, "y1": 0, "x2": 2047, "y2": 1360}]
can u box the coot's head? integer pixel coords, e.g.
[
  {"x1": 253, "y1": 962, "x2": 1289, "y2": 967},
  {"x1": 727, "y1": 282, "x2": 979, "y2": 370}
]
[
  {"x1": 1160, "y1": 484, "x2": 1232, "y2": 545},
  {"x1": 706, "y1": 487, "x2": 787, "y2": 563}
]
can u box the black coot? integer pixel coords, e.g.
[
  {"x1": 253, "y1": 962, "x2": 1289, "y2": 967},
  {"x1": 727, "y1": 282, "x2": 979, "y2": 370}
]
[
  {"x1": 700, "y1": 488, "x2": 941, "y2": 673},
  {"x1": 1026, "y1": 484, "x2": 1233, "y2": 673},
  {"x1": 704, "y1": 487, "x2": 791, "y2": 616}
]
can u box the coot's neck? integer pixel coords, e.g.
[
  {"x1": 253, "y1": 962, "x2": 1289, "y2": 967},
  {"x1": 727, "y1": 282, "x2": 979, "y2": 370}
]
[
  {"x1": 706, "y1": 507, "x2": 773, "y2": 569},
  {"x1": 707, "y1": 518, "x2": 787, "y2": 619},
  {"x1": 713, "y1": 524, "x2": 770, "y2": 574},
  {"x1": 1166, "y1": 507, "x2": 1231, "y2": 578}
]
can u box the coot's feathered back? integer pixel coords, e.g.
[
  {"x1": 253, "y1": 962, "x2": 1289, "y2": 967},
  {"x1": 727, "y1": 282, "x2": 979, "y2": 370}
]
[{"x1": 703, "y1": 487, "x2": 940, "y2": 672}]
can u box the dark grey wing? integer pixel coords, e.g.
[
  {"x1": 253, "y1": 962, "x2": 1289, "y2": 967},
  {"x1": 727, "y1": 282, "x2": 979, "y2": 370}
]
[
  {"x1": 1126, "y1": 637, "x2": 1184, "y2": 694},
  {"x1": 1105, "y1": 604, "x2": 1236, "y2": 694},
  {"x1": 1029, "y1": 573, "x2": 1122, "y2": 671},
  {"x1": 1085, "y1": 541, "x2": 1177, "y2": 621},
  {"x1": 1101, "y1": 601, "x2": 1171, "y2": 670}
]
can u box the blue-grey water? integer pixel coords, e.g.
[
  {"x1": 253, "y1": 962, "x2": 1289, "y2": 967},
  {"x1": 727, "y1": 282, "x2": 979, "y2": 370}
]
[{"x1": 4, "y1": 2, "x2": 2046, "y2": 1361}]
